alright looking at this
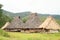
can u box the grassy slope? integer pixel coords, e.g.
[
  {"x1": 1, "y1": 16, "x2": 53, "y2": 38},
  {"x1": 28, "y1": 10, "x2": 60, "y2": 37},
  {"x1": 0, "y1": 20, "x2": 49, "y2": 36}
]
[{"x1": 0, "y1": 32, "x2": 60, "y2": 40}]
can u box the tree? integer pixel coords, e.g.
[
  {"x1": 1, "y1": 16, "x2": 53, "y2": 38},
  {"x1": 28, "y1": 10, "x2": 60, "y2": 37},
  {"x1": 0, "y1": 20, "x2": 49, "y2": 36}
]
[
  {"x1": 22, "y1": 17, "x2": 28, "y2": 23},
  {"x1": 0, "y1": 4, "x2": 3, "y2": 17},
  {"x1": 0, "y1": 4, "x2": 12, "y2": 28},
  {"x1": 0, "y1": 4, "x2": 3, "y2": 8}
]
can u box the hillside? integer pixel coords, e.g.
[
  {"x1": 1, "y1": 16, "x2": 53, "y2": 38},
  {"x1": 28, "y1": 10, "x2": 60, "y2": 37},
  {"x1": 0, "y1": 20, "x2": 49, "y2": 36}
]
[
  {"x1": 0, "y1": 9, "x2": 12, "y2": 28},
  {"x1": 2, "y1": 10, "x2": 31, "y2": 17},
  {"x1": 2, "y1": 10, "x2": 60, "y2": 19},
  {"x1": 2, "y1": 10, "x2": 60, "y2": 24},
  {"x1": 2, "y1": 10, "x2": 14, "y2": 17}
]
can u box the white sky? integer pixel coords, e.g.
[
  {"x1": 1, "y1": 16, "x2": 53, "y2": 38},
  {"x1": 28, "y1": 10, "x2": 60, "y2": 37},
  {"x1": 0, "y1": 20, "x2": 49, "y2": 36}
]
[{"x1": 0, "y1": 0, "x2": 60, "y2": 15}]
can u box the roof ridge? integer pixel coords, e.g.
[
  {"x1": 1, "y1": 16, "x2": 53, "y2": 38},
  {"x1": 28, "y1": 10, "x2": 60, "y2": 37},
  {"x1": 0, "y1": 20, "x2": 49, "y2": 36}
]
[{"x1": 45, "y1": 17, "x2": 53, "y2": 29}]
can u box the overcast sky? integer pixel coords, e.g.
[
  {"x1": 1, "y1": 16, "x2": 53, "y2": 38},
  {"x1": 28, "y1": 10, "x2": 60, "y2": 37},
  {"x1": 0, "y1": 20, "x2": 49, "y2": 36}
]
[{"x1": 0, "y1": 0, "x2": 60, "y2": 15}]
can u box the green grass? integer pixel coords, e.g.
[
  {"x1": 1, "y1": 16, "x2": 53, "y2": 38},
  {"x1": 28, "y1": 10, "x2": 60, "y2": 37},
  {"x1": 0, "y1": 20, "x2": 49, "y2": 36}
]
[
  {"x1": 6, "y1": 32, "x2": 60, "y2": 40},
  {"x1": 0, "y1": 32, "x2": 60, "y2": 40},
  {"x1": 0, "y1": 29, "x2": 9, "y2": 37},
  {"x1": 0, "y1": 29, "x2": 10, "y2": 40}
]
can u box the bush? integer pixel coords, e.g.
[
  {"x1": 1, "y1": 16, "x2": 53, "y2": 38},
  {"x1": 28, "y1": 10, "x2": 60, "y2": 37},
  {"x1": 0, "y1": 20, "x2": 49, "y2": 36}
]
[{"x1": 0, "y1": 29, "x2": 9, "y2": 37}]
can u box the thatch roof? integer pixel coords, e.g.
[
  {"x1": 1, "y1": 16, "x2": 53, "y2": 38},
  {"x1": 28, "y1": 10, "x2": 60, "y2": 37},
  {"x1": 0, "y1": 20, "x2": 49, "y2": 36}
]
[
  {"x1": 1, "y1": 22, "x2": 10, "y2": 29},
  {"x1": 24, "y1": 13, "x2": 41, "y2": 28},
  {"x1": 3, "y1": 16, "x2": 24, "y2": 29},
  {"x1": 39, "y1": 16, "x2": 60, "y2": 30}
]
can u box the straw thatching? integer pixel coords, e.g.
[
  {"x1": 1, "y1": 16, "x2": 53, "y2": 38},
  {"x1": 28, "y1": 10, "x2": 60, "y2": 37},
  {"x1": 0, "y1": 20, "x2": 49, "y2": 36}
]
[
  {"x1": 5, "y1": 17, "x2": 24, "y2": 29},
  {"x1": 39, "y1": 16, "x2": 60, "y2": 33},
  {"x1": 39, "y1": 16, "x2": 60, "y2": 30},
  {"x1": 24, "y1": 13, "x2": 41, "y2": 28},
  {"x1": 1, "y1": 22, "x2": 10, "y2": 29}
]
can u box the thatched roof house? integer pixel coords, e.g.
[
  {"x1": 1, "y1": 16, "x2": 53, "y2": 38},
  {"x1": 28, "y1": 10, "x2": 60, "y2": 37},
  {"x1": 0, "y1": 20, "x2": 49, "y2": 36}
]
[
  {"x1": 2, "y1": 16, "x2": 24, "y2": 31},
  {"x1": 2, "y1": 13, "x2": 60, "y2": 33},
  {"x1": 20, "y1": 13, "x2": 42, "y2": 33},
  {"x1": 39, "y1": 16, "x2": 60, "y2": 33},
  {"x1": 25, "y1": 13, "x2": 41, "y2": 28},
  {"x1": 1, "y1": 13, "x2": 42, "y2": 32}
]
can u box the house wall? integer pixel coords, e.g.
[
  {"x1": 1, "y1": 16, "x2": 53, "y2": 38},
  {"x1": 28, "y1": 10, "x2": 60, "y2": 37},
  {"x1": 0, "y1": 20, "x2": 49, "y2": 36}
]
[
  {"x1": 4, "y1": 28, "x2": 59, "y2": 33},
  {"x1": 4, "y1": 28, "x2": 43, "y2": 33},
  {"x1": 49, "y1": 29, "x2": 59, "y2": 33}
]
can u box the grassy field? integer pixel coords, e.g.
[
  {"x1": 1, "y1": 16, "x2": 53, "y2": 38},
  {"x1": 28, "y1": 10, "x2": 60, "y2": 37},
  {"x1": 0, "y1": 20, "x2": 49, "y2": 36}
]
[{"x1": 0, "y1": 32, "x2": 60, "y2": 40}]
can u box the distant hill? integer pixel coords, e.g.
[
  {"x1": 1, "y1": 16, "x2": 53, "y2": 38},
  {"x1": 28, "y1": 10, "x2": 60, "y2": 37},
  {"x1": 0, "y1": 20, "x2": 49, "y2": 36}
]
[
  {"x1": 2, "y1": 10, "x2": 60, "y2": 19},
  {"x1": 2, "y1": 10, "x2": 31, "y2": 17},
  {"x1": 2, "y1": 10, "x2": 14, "y2": 17}
]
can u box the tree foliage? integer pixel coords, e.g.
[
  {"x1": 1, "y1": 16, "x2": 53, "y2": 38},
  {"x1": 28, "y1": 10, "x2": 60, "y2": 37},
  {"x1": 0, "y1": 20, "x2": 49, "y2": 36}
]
[
  {"x1": 22, "y1": 17, "x2": 28, "y2": 23},
  {"x1": 0, "y1": 4, "x2": 3, "y2": 17},
  {"x1": 0, "y1": 4, "x2": 11, "y2": 28}
]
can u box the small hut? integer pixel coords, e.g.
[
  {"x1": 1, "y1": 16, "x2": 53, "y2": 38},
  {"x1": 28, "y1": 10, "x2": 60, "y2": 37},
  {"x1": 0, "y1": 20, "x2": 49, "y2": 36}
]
[
  {"x1": 2, "y1": 16, "x2": 24, "y2": 32},
  {"x1": 39, "y1": 16, "x2": 60, "y2": 33},
  {"x1": 24, "y1": 13, "x2": 42, "y2": 32}
]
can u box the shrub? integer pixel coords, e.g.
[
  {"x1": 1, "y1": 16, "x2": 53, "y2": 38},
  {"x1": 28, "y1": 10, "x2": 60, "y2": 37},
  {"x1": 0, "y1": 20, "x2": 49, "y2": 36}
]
[{"x1": 0, "y1": 29, "x2": 9, "y2": 37}]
